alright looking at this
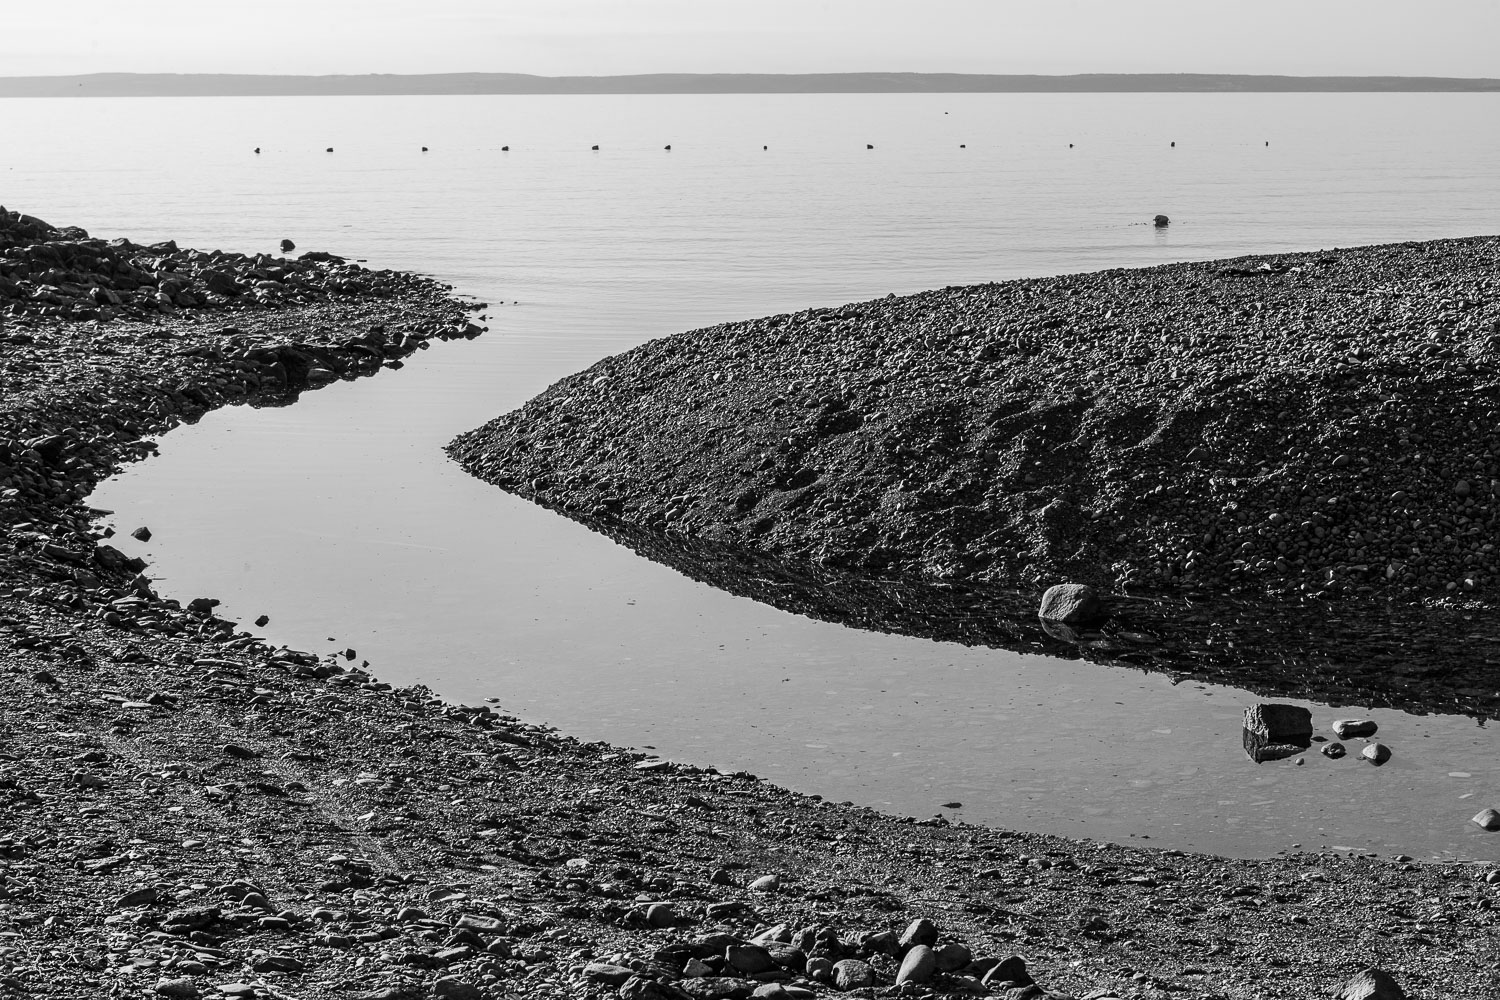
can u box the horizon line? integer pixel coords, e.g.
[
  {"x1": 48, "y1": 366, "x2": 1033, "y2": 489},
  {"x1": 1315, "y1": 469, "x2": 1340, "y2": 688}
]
[{"x1": 2, "y1": 71, "x2": 1499, "y2": 97}]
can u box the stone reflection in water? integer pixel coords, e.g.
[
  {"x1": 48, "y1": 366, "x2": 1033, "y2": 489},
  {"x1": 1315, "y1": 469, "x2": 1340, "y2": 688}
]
[
  {"x1": 1241, "y1": 703, "x2": 1314, "y2": 763},
  {"x1": 560, "y1": 515, "x2": 1500, "y2": 722}
]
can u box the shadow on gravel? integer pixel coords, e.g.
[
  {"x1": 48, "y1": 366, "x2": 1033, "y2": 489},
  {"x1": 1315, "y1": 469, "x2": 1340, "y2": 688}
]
[{"x1": 582, "y1": 517, "x2": 1500, "y2": 723}]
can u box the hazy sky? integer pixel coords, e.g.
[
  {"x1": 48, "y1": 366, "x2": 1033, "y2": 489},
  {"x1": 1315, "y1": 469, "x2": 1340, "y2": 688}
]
[{"x1": 5, "y1": 0, "x2": 1498, "y2": 78}]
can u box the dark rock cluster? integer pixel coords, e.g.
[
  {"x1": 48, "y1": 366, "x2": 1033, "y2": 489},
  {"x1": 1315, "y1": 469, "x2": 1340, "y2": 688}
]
[
  {"x1": 449, "y1": 237, "x2": 1500, "y2": 602},
  {"x1": 1, "y1": 206, "x2": 416, "y2": 323}
]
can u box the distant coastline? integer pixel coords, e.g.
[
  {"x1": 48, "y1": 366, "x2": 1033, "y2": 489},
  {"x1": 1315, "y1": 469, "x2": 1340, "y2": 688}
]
[{"x1": 2, "y1": 71, "x2": 1500, "y2": 98}]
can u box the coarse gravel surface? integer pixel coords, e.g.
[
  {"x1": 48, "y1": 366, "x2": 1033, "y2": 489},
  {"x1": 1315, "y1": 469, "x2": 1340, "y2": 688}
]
[
  {"x1": 449, "y1": 237, "x2": 1500, "y2": 605},
  {"x1": 3, "y1": 213, "x2": 1498, "y2": 1000}
]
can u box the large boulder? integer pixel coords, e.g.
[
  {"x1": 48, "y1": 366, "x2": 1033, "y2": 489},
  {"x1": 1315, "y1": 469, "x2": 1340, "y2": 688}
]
[
  {"x1": 1036, "y1": 583, "x2": 1107, "y2": 625},
  {"x1": 1242, "y1": 703, "x2": 1313, "y2": 762},
  {"x1": 1334, "y1": 968, "x2": 1406, "y2": 1000}
]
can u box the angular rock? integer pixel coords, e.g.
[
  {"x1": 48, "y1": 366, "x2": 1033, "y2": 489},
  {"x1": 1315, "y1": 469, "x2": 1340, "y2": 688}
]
[
  {"x1": 1361, "y1": 743, "x2": 1392, "y2": 765},
  {"x1": 982, "y1": 956, "x2": 1032, "y2": 988},
  {"x1": 1471, "y1": 807, "x2": 1500, "y2": 831},
  {"x1": 1243, "y1": 703, "x2": 1312, "y2": 762},
  {"x1": 897, "y1": 917, "x2": 938, "y2": 951}
]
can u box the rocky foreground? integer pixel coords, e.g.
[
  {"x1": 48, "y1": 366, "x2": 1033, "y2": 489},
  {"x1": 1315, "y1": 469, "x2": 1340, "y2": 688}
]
[
  {"x1": 449, "y1": 237, "x2": 1500, "y2": 603},
  {"x1": 2, "y1": 212, "x2": 1497, "y2": 1000}
]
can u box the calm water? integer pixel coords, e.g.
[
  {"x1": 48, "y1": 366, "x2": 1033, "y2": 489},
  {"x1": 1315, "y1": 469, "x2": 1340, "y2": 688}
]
[{"x1": 5, "y1": 92, "x2": 1499, "y2": 859}]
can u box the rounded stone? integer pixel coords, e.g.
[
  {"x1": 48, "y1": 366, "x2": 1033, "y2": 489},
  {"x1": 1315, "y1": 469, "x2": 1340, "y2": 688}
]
[
  {"x1": 1037, "y1": 583, "x2": 1107, "y2": 624},
  {"x1": 832, "y1": 959, "x2": 875, "y2": 990},
  {"x1": 896, "y1": 945, "x2": 937, "y2": 984}
]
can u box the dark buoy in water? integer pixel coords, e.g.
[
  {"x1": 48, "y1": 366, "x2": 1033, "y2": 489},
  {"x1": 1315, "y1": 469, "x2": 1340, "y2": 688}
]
[
  {"x1": 253, "y1": 147, "x2": 261, "y2": 154},
  {"x1": 501, "y1": 145, "x2": 509, "y2": 151},
  {"x1": 326, "y1": 147, "x2": 334, "y2": 152},
  {"x1": 280, "y1": 239, "x2": 296, "y2": 253},
  {"x1": 1170, "y1": 141, "x2": 1175, "y2": 147},
  {"x1": 866, "y1": 143, "x2": 874, "y2": 149},
  {"x1": 421, "y1": 146, "x2": 428, "y2": 152},
  {"x1": 762, "y1": 145, "x2": 767, "y2": 150},
  {"x1": 591, "y1": 144, "x2": 599, "y2": 151},
  {"x1": 959, "y1": 144, "x2": 966, "y2": 148},
  {"x1": 1069, "y1": 143, "x2": 1074, "y2": 148},
  {"x1": 664, "y1": 144, "x2": 671, "y2": 150},
  {"x1": 1265, "y1": 140, "x2": 1270, "y2": 146},
  {"x1": 1153, "y1": 215, "x2": 1170, "y2": 228}
]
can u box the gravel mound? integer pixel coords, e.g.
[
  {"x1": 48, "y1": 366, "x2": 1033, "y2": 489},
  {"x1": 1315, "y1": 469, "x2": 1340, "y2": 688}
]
[{"x1": 449, "y1": 237, "x2": 1500, "y2": 602}]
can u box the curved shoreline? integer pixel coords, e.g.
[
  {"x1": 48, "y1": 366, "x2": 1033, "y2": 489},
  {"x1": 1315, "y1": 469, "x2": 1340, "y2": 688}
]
[
  {"x1": 2, "y1": 214, "x2": 1496, "y2": 999},
  {"x1": 451, "y1": 236, "x2": 1500, "y2": 606}
]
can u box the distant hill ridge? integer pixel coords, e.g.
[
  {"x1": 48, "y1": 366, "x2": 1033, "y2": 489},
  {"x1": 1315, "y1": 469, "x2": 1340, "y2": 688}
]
[{"x1": 3, "y1": 72, "x2": 1499, "y2": 97}]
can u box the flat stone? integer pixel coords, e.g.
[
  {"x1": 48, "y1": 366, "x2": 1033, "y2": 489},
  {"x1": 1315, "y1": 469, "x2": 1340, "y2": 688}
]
[
  {"x1": 1332, "y1": 719, "x2": 1378, "y2": 739},
  {"x1": 751, "y1": 986, "x2": 791, "y2": 1000},
  {"x1": 115, "y1": 886, "x2": 160, "y2": 908},
  {"x1": 154, "y1": 979, "x2": 200, "y2": 999},
  {"x1": 678, "y1": 980, "x2": 756, "y2": 1000},
  {"x1": 724, "y1": 944, "x2": 776, "y2": 975},
  {"x1": 583, "y1": 962, "x2": 636, "y2": 985},
  {"x1": 431, "y1": 979, "x2": 484, "y2": 1000}
]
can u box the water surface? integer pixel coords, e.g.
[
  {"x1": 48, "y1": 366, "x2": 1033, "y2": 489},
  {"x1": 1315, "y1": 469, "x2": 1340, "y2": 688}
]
[{"x1": 4, "y1": 91, "x2": 1497, "y2": 859}]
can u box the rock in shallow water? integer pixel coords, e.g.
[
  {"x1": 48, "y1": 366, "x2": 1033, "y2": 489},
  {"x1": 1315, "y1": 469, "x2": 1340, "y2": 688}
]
[
  {"x1": 1037, "y1": 583, "x2": 1107, "y2": 625},
  {"x1": 1242, "y1": 703, "x2": 1313, "y2": 762},
  {"x1": 1332, "y1": 718, "x2": 1378, "y2": 739}
]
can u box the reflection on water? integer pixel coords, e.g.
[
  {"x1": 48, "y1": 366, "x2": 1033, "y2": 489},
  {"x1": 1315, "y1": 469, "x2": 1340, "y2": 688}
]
[{"x1": 578, "y1": 515, "x2": 1500, "y2": 723}]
